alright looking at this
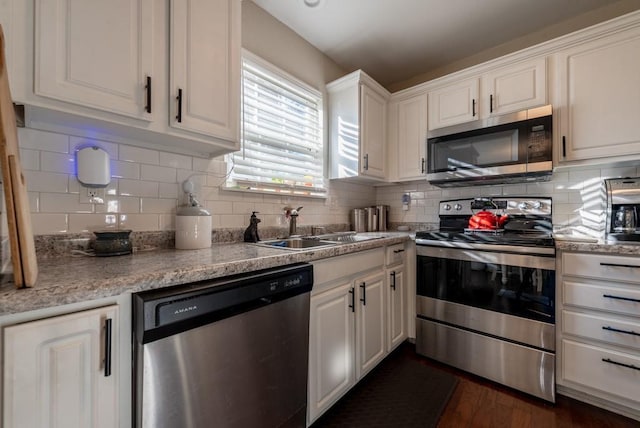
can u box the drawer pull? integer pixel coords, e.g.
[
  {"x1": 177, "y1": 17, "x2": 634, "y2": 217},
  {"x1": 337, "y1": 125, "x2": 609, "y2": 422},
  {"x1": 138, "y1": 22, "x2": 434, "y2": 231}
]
[
  {"x1": 393, "y1": 249, "x2": 405, "y2": 254},
  {"x1": 602, "y1": 358, "x2": 640, "y2": 372},
  {"x1": 600, "y1": 262, "x2": 640, "y2": 269},
  {"x1": 602, "y1": 326, "x2": 640, "y2": 337},
  {"x1": 603, "y1": 294, "x2": 640, "y2": 304}
]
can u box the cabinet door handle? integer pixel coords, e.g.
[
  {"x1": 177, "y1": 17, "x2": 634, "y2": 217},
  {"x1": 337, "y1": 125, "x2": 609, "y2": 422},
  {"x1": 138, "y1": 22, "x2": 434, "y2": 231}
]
[
  {"x1": 603, "y1": 294, "x2": 640, "y2": 303},
  {"x1": 176, "y1": 88, "x2": 183, "y2": 123},
  {"x1": 144, "y1": 76, "x2": 152, "y2": 114},
  {"x1": 421, "y1": 157, "x2": 425, "y2": 174},
  {"x1": 390, "y1": 271, "x2": 396, "y2": 290},
  {"x1": 602, "y1": 325, "x2": 640, "y2": 337},
  {"x1": 364, "y1": 154, "x2": 369, "y2": 171},
  {"x1": 348, "y1": 287, "x2": 355, "y2": 312},
  {"x1": 489, "y1": 94, "x2": 493, "y2": 113},
  {"x1": 104, "y1": 318, "x2": 112, "y2": 377},
  {"x1": 393, "y1": 249, "x2": 405, "y2": 254},
  {"x1": 472, "y1": 99, "x2": 476, "y2": 117},
  {"x1": 360, "y1": 282, "x2": 366, "y2": 305},
  {"x1": 602, "y1": 358, "x2": 640, "y2": 372},
  {"x1": 600, "y1": 262, "x2": 640, "y2": 269},
  {"x1": 562, "y1": 136, "x2": 566, "y2": 157}
]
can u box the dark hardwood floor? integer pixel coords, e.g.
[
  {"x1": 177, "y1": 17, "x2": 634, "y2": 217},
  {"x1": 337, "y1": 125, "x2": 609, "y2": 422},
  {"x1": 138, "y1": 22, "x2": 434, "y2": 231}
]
[{"x1": 401, "y1": 345, "x2": 638, "y2": 428}]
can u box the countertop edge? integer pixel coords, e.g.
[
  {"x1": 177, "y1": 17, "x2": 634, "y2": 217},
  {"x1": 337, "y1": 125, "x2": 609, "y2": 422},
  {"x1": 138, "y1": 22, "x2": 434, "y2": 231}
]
[{"x1": 0, "y1": 233, "x2": 412, "y2": 316}]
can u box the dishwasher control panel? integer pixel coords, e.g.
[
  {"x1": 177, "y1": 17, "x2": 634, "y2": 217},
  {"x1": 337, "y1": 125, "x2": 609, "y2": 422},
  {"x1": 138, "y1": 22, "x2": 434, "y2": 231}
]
[{"x1": 133, "y1": 263, "x2": 313, "y2": 344}]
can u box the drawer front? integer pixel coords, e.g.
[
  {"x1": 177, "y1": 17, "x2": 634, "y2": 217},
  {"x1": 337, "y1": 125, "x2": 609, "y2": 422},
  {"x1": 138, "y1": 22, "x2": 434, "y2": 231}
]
[
  {"x1": 385, "y1": 243, "x2": 405, "y2": 266},
  {"x1": 312, "y1": 248, "x2": 384, "y2": 293},
  {"x1": 562, "y1": 310, "x2": 640, "y2": 350},
  {"x1": 563, "y1": 280, "x2": 640, "y2": 317},
  {"x1": 561, "y1": 339, "x2": 640, "y2": 403},
  {"x1": 563, "y1": 252, "x2": 640, "y2": 283}
]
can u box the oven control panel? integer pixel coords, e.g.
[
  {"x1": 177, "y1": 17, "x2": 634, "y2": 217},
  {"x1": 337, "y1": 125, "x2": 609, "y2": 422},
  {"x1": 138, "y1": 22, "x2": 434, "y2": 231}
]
[{"x1": 439, "y1": 197, "x2": 551, "y2": 216}]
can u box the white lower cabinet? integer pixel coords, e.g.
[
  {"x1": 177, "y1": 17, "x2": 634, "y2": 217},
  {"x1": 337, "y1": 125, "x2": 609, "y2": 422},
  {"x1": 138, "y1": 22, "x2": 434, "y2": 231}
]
[
  {"x1": 387, "y1": 264, "x2": 406, "y2": 351},
  {"x1": 308, "y1": 244, "x2": 407, "y2": 425},
  {"x1": 557, "y1": 251, "x2": 640, "y2": 421},
  {"x1": 3, "y1": 305, "x2": 119, "y2": 428}
]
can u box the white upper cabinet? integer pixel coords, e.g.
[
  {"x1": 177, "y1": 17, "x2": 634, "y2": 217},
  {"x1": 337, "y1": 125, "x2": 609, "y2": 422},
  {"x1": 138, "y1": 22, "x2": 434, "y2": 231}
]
[
  {"x1": 328, "y1": 70, "x2": 389, "y2": 181},
  {"x1": 3, "y1": 0, "x2": 240, "y2": 157},
  {"x1": 169, "y1": 0, "x2": 240, "y2": 141},
  {"x1": 556, "y1": 25, "x2": 640, "y2": 164},
  {"x1": 35, "y1": 0, "x2": 154, "y2": 121},
  {"x1": 481, "y1": 57, "x2": 546, "y2": 116},
  {"x1": 428, "y1": 77, "x2": 479, "y2": 130},
  {"x1": 428, "y1": 58, "x2": 547, "y2": 131},
  {"x1": 387, "y1": 91, "x2": 428, "y2": 182}
]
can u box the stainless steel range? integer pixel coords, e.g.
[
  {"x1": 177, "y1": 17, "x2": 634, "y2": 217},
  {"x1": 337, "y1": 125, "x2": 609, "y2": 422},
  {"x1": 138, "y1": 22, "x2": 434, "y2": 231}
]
[{"x1": 415, "y1": 197, "x2": 556, "y2": 402}]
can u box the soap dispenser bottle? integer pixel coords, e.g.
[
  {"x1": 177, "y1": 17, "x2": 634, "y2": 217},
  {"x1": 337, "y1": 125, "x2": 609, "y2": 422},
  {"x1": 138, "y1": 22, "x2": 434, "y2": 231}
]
[{"x1": 243, "y1": 212, "x2": 261, "y2": 243}]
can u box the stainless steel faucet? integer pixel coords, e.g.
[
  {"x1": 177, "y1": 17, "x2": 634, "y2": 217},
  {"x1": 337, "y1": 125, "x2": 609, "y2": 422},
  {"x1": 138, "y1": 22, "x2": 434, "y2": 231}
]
[{"x1": 286, "y1": 206, "x2": 303, "y2": 236}]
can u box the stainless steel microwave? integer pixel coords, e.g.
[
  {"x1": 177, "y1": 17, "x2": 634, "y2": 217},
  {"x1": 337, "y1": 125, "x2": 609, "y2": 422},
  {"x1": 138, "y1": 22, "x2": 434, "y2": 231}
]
[{"x1": 426, "y1": 105, "x2": 552, "y2": 187}]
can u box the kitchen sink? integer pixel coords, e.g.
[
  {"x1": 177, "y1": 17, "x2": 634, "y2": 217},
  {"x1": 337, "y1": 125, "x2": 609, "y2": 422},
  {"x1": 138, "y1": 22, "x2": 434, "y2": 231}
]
[
  {"x1": 314, "y1": 232, "x2": 385, "y2": 243},
  {"x1": 256, "y1": 238, "x2": 338, "y2": 250}
]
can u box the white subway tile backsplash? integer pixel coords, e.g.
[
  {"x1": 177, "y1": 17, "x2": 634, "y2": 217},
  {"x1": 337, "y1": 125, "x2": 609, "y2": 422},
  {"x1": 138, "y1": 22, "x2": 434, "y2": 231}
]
[
  {"x1": 96, "y1": 196, "x2": 140, "y2": 214},
  {"x1": 40, "y1": 193, "x2": 94, "y2": 213},
  {"x1": 68, "y1": 214, "x2": 118, "y2": 233},
  {"x1": 24, "y1": 171, "x2": 69, "y2": 193},
  {"x1": 119, "y1": 145, "x2": 159, "y2": 165},
  {"x1": 31, "y1": 213, "x2": 68, "y2": 234},
  {"x1": 18, "y1": 128, "x2": 69, "y2": 153},
  {"x1": 160, "y1": 152, "x2": 192, "y2": 170},
  {"x1": 20, "y1": 149, "x2": 40, "y2": 171},
  {"x1": 158, "y1": 214, "x2": 175, "y2": 231},
  {"x1": 40, "y1": 151, "x2": 75, "y2": 174},
  {"x1": 159, "y1": 183, "x2": 180, "y2": 199},
  {"x1": 28, "y1": 192, "x2": 39, "y2": 212},
  {"x1": 140, "y1": 198, "x2": 177, "y2": 214},
  {"x1": 119, "y1": 179, "x2": 159, "y2": 198},
  {"x1": 111, "y1": 160, "x2": 140, "y2": 179},
  {"x1": 141, "y1": 164, "x2": 177, "y2": 183},
  {"x1": 118, "y1": 214, "x2": 160, "y2": 231}
]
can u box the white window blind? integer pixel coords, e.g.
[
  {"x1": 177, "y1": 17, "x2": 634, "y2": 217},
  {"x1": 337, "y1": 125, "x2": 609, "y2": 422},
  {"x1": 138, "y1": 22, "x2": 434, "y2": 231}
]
[{"x1": 227, "y1": 53, "x2": 326, "y2": 197}]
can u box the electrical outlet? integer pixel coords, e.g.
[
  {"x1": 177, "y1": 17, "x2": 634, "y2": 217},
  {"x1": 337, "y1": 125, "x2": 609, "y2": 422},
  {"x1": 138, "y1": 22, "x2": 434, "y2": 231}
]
[{"x1": 79, "y1": 187, "x2": 105, "y2": 204}]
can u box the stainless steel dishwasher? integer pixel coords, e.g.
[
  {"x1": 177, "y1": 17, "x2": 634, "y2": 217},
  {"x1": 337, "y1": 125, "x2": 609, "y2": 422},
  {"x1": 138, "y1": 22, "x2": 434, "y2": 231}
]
[{"x1": 133, "y1": 263, "x2": 313, "y2": 428}]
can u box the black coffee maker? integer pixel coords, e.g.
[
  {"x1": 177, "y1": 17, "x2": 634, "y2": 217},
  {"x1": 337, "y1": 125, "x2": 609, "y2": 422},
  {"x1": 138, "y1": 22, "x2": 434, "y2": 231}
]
[{"x1": 606, "y1": 177, "x2": 640, "y2": 242}]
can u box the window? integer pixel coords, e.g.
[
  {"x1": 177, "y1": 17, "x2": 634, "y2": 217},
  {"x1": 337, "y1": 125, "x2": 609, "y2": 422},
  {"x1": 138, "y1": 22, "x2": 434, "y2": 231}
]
[{"x1": 226, "y1": 52, "x2": 325, "y2": 197}]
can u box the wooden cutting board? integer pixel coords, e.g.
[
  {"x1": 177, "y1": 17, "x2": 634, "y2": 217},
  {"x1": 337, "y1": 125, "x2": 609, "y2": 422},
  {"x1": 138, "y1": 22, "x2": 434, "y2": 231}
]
[{"x1": 0, "y1": 25, "x2": 38, "y2": 288}]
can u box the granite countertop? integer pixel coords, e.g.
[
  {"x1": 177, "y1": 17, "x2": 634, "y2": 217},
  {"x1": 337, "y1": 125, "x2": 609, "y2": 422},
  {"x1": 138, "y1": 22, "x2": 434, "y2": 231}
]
[
  {"x1": 0, "y1": 233, "x2": 411, "y2": 316},
  {"x1": 554, "y1": 235, "x2": 640, "y2": 255}
]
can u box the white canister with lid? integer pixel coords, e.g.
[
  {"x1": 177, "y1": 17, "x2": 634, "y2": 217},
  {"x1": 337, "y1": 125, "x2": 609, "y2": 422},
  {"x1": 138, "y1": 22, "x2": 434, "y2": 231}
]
[{"x1": 175, "y1": 205, "x2": 212, "y2": 249}]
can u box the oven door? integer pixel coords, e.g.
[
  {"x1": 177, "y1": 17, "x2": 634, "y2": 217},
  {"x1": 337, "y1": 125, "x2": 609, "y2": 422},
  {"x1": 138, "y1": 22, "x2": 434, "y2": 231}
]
[{"x1": 416, "y1": 244, "x2": 555, "y2": 351}]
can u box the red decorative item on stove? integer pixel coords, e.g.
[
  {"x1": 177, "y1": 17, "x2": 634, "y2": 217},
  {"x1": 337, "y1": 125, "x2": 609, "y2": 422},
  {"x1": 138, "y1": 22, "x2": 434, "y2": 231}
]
[{"x1": 468, "y1": 211, "x2": 509, "y2": 230}]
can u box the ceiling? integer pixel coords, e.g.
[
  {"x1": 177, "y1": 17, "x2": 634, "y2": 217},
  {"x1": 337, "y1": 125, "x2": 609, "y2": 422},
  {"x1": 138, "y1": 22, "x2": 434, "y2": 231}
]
[{"x1": 252, "y1": 0, "x2": 633, "y2": 89}]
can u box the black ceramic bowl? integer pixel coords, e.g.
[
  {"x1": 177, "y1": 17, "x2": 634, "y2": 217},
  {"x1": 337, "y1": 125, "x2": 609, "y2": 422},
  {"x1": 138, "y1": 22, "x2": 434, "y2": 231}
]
[{"x1": 93, "y1": 230, "x2": 133, "y2": 256}]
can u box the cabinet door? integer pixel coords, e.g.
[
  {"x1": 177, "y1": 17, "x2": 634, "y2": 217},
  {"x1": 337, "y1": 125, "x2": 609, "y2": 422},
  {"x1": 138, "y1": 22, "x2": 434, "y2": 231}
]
[
  {"x1": 387, "y1": 265, "x2": 406, "y2": 351},
  {"x1": 35, "y1": 0, "x2": 154, "y2": 120},
  {"x1": 3, "y1": 305, "x2": 119, "y2": 428},
  {"x1": 360, "y1": 84, "x2": 386, "y2": 178},
  {"x1": 355, "y1": 270, "x2": 386, "y2": 379},
  {"x1": 557, "y1": 29, "x2": 640, "y2": 162},
  {"x1": 428, "y1": 77, "x2": 479, "y2": 130},
  {"x1": 482, "y1": 58, "x2": 546, "y2": 116},
  {"x1": 308, "y1": 282, "x2": 356, "y2": 424},
  {"x1": 170, "y1": 0, "x2": 240, "y2": 143},
  {"x1": 396, "y1": 94, "x2": 427, "y2": 181}
]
